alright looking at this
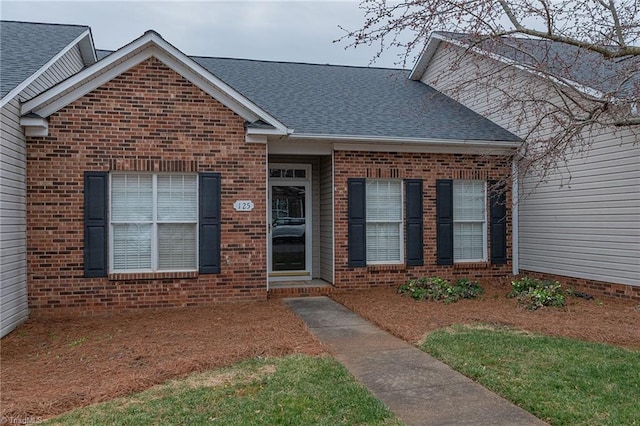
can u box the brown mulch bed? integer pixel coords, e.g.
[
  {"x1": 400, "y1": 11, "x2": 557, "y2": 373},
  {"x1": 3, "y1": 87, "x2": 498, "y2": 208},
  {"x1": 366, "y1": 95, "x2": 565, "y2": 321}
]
[
  {"x1": 332, "y1": 281, "x2": 640, "y2": 349},
  {"x1": 0, "y1": 300, "x2": 325, "y2": 421},
  {"x1": 2, "y1": 283, "x2": 639, "y2": 422}
]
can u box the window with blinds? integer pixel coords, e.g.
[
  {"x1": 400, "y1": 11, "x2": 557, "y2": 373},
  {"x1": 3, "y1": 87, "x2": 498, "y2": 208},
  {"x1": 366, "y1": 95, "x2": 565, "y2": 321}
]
[
  {"x1": 110, "y1": 173, "x2": 197, "y2": 272},
  {"x1": 366, "y1": 179, "x2": 403, "y2": 263},
  {"x1": 453, "y1": 180, "x2": 486, "y2": 262}
]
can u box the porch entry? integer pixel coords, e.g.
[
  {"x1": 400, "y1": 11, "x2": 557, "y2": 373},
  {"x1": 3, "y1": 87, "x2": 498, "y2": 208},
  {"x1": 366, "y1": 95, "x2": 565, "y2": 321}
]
[{"x1": 268, "y1": 164, "x2": 312, "y2": 279}]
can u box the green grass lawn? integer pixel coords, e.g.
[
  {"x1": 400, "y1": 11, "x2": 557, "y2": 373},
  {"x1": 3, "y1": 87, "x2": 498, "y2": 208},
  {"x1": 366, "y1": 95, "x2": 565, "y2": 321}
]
[
  {"x1": 422, "y1": 325, "x2": 640, "y2": 425},
  {"x1": 43, "y1": 355, "x2": 401, "y2": 426}
]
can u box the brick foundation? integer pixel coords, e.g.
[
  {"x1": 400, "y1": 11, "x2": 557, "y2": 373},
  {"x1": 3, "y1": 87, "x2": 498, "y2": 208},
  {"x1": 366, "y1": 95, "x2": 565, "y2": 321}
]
[{"x1": 521, "y1": 271, "x2": 640, "y2": 303}]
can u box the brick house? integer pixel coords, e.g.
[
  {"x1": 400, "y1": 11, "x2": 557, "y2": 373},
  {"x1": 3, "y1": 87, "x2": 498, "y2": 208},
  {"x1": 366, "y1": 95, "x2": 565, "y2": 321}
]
[{"x1": 3, "y1": 23, "x2": 521, "y2": 331}]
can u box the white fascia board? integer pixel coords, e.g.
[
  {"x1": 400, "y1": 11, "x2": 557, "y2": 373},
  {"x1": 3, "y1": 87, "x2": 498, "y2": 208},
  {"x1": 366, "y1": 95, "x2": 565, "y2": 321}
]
[
  {"x1": 21, "y1": 31, "x2": 288, "y2": 132},
  {"x1": 20, "y1": 116, "x2": 48, "y2": 137},
  {"x1": 0, "y1": 29, "x2": 94, "y2": 108},
  {"x1": 246, "y1": 126, "x2": 290, "y2": 136},
  {"x1": 409, "y1": 35, "x2": 442, "y2": 81},
  {"x1": 291, "y1": 133, "x2": 520, "y2": 150},
  {"x1": 245, "y1": 134, "x2": 268, "y2": 144},
  {"x1": 268, "y1": 138, "x2": 333, "y2": 155},
  {"x1": 432, "y1": 34, "x2": 607, "y2": 100}
]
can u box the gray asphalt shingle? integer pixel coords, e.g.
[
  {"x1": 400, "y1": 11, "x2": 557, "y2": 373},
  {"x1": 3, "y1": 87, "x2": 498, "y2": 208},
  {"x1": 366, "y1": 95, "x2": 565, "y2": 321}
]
[
  {"x1": 0, "y1": 21, "x2": 89, "y2": 99},
  {"x1": 193, "y1": 56, "x2": 520, "y2": 141},
  {"x1": 4, "y1": 22, "x2": 518, "y2": 142}
]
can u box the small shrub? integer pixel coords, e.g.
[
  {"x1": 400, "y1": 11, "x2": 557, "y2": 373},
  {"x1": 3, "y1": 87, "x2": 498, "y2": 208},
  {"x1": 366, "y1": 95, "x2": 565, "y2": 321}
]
[
  {"x1": 398, "y1": 276, "x2": 483, "y2": 303},
  {"x1": 452, "y1": 278, "x2": 484, "y2": 300},
  {"x1": 509, "y1": 277, "x2": 568, "y2": 310}
]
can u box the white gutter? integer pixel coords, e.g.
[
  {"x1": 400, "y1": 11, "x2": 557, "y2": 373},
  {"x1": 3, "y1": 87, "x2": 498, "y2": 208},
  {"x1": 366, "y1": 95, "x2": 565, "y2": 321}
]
[{"x1": 289, "y1": 133, "x2": 521, "y2": 149}]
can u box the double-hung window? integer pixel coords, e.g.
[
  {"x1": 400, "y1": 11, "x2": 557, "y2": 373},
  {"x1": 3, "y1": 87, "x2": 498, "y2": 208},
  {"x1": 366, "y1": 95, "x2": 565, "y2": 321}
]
[
  {"x1": 110, "y1": 173, "x2": 198, "y2": 272},
  {"x1": 366, "y1": 179, "x2": 403, "y2": 264},
  {"x1": 452, "y1": 180, "x2": 486, "y2": 262}
]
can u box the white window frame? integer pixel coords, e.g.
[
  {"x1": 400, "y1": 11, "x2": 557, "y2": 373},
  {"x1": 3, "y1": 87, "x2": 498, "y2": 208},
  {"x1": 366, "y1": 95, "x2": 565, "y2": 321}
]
[
  {"x1": 109, "y1": 172, "x2": 199, "y2": 273},
  {"x1": 365, "y1": 179, "x2": 404, "y2": 265},
  {"x1": 453, "y1": 180, "x2": 487, "y2": 263}
]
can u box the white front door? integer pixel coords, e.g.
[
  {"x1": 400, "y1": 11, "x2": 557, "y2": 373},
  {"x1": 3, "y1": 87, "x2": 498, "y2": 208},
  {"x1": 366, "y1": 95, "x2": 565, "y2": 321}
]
[{"x1": 268, "y1": 164, "x2": 312, "y2": 279}]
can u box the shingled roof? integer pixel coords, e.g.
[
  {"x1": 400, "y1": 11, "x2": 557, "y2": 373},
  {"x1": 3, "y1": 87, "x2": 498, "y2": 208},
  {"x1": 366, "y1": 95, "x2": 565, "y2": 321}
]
[
  {"x1": 18, "y1": 25, "x2": 520, "y2": 143},
  {"x1": 192, "y1": 56, "x2": 519, "y2": 141},
  {"x1": 0, "y1": 21, "x2": 92, "y2": 99}
]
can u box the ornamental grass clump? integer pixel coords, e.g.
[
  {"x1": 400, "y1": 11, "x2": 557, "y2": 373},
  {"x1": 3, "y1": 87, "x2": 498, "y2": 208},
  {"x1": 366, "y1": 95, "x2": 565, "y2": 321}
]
[
  {"x1": 398, "y1": 276, "x2": 483, "y2": 304},
  {"x1": 508, "y1": 277, "x2": 568, "y2": 310}
]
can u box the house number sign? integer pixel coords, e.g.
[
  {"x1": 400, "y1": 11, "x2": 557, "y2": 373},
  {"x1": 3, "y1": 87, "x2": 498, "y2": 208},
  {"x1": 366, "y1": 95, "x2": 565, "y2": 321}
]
[{"x1": 233, "y1": 200, "x2": 254, "y2": 211}]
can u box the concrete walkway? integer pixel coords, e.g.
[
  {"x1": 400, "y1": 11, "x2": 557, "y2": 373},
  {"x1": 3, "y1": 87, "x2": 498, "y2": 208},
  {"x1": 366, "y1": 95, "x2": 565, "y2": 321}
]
[{"x1": 284, "y1": 296, "x2": 547, "y2": 426}]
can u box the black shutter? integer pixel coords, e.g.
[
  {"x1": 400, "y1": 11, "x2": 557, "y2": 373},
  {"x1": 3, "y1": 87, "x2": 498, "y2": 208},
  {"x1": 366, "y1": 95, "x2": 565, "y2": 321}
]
[
  {"x1": 436, "y1": 179, "x2": 454, "y2": 265},
  {"x1": 199, "y1": 173, "x2": 222, "y2": 274},
  {"x1": 405, "y1": 179, "x2": 423, "y2": 266},
  {"x1": 348, "y1": 178, "x2": 366, "y2": 267},
  {"x1": 490, "y1": 181, "x2": 507, "y2": 264},
  {"x1": 84, "y1": 172, "x2": 108, "y2": 277}
]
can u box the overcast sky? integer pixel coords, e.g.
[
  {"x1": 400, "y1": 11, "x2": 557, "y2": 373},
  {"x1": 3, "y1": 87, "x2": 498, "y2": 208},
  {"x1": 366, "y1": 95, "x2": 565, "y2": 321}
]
[{"x1": 1, "y1": 1, "x2": 412, "y2": 69}]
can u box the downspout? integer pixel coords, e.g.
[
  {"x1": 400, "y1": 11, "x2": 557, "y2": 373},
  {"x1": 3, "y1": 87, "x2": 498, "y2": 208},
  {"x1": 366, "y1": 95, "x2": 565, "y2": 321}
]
[{"x1": 511, "y1": 156, "x2": 519, "y2": 276}]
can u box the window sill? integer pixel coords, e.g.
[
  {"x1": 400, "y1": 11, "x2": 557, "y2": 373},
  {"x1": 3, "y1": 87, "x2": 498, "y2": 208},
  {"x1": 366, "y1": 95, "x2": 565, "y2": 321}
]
[
  {"x1": 367, "y1": 264, "x2": 406, "y2": 272},
  {"x1": 453, "y1": 262, "x2": 489, "y2": 269},
  {"x1": 108, "y1": 271, "x2": 198, "y2": 281}
]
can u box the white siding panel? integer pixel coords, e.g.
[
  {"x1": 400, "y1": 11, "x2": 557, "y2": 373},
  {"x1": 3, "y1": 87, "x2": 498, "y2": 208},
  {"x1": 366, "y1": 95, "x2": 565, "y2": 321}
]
[
  {"x1": 1, "y1": 43, "x2": 86, "y2": 338},
  {"x1": 422, "y1": 44, "x2": 640, "y2": 287}
]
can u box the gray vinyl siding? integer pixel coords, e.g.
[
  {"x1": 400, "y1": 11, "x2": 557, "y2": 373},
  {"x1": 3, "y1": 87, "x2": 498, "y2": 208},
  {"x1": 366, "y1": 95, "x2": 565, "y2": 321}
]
[
  {"x1": 311, "y1": 158, "x2": 320, "y2": 278},
  {"x1": 518, "y1": 129, "x2": 639, "y2": 286},
  {"x1": 0, "y1": 45, "x2": 85, "y2": 338},
  {"x1": 319, "y1": 155, "x2": 334, "y2": 283},
  {"x1": 422, "y1": 43, "x2": 640, "y2": 287},
  {"x1": 1, "y1": 97, "x2": 28, "y2": 338},
  {"x1": 421, "y1": 44, "x2": 546, "y2": 139}
]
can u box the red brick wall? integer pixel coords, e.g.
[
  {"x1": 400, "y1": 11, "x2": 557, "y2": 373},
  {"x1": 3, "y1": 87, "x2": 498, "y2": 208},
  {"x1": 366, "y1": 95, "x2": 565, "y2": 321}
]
[
  {"x1": 27, "y1": 57, "x2": 267, "y2": 315},
  {"x1": 333, "y1": 150, "x2": 513, "y2": 289},
  {"x1": 521, "y1": 271, "x2": 640, "y2": 302}
]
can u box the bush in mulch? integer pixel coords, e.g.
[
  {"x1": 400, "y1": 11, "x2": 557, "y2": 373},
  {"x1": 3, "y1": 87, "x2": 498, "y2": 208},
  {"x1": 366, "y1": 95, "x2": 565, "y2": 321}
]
[
  {"x1": 398, "y1": 276, "x2": 483, "y2": 303},
  {"x1": 508, "y1": 277, "x2": 572, "y2": 310}
]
